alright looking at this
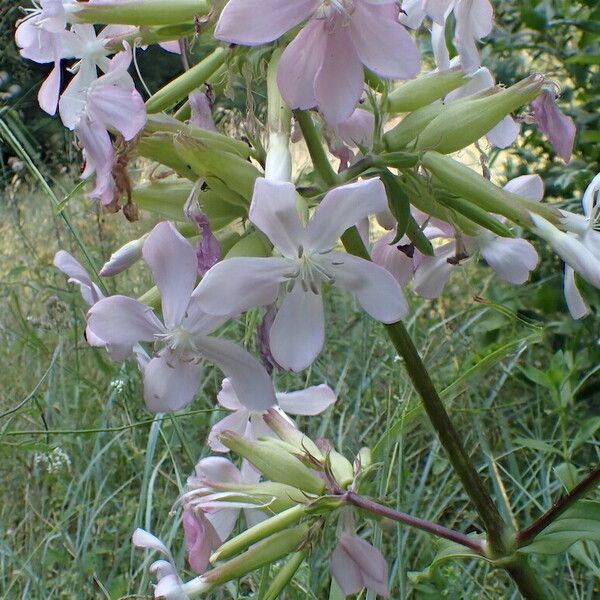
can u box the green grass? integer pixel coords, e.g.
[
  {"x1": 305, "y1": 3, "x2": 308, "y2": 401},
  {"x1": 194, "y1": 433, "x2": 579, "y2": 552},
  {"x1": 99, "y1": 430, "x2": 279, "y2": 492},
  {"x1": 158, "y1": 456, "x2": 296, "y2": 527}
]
[{"x1": 1, "y1": 128, "x2": 599, "y2": 600}]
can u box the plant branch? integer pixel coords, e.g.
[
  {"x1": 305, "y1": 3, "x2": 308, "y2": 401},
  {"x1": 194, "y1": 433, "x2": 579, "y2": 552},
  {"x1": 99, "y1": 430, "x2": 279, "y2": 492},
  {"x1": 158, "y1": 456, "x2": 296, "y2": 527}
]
[
  {"x1": 340, "y1": 226, "x2": 510, "y2": 556},
  {"x1": 342, "y1": 491, "x2": 485, "y2": 554},
  {"x1": 294, "y1": 110, "x2": 340, "y2": 187},
  {"x1": 516, "y1": 465, "x2": 600, "y2": 546}
]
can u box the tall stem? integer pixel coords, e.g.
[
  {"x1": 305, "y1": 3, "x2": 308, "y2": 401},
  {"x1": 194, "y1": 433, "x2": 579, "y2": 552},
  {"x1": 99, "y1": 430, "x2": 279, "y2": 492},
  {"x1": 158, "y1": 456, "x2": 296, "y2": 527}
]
[{"x1": 343, "y1": 491, "x2": 485, "y2": 554}]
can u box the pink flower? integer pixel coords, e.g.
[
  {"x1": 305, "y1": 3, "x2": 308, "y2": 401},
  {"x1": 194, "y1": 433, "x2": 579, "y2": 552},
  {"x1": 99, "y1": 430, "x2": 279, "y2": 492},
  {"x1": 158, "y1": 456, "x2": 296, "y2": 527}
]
[
  {"x1": 195, "y1": 177, "x2": 408, "y2": 371},
  {"x1": 58, "y1": 43, "x2": 146, "y2": 205},
  {"x1": 325, "y1": 108, "x2": 375, "y2": 171},
  {"x1": 330, "y1": 533, "x2": 389, "y2": 597},
  {"x1": 86, "y1": 222, "x2": 276, "y2": 412},
  {"x1": 208, "y1": 378, "x2": 336, "y2": 452},
  {"x1": 215, "y1": 0, "x2": 420, "y2": 124},
  {"x1": 182, "y1": 458, "x2": 264, "y2": 548},
  {"x1": 182, "y1": 510, "x2": 221, "y2": 574}
]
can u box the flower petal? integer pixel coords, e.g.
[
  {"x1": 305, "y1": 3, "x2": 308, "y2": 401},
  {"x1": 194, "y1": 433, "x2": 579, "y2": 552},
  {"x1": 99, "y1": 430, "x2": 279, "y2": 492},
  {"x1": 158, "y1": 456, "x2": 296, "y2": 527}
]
[
  {"x1": 503, "y1": 175, "x2": 544, "y2": 202},
  {"x1": 276, "y1": 384, "x2": 336, "y2": 415},
  {"x1": 143, "y1": 349, "x2": 202, "y2": 412},
  {"x1": 215, "y1": 0, "x2": 317, "y2": 45},
  {"x1": 277, "y1": 18, "x2": 327, "y2": 111},
  {"x1": 54, "y1": 250, "x2": 103, "y2": 305},
  {"x1": 192, "y1": 256, "x2": 291, "y2": 316},
  {"x1": 371, "y1": 231, "x2": 415, "y2": 287},
  {"x1": 486, "y1": 116, "x2": 520, "y2": 149},
  {"x1": 413, "y1": 244, "x2": 457, "y2": 298},
  {"x1": 314, "y1": 20, "x2": 365, "y2": 124},
  {"x1": 330, "y1": 540, "x2": 363, "y2": 596},
  {"x1": 249, "y1": 178, "x2": 305, "y2": 256},
  {"x1": 479, "y1": 236, "x2": 539, "y2": 284},
  {"x1": 132, "y1": 528, "x2": 172, "y2": 560},
  {"x1": 564, "y1": 265, "x2": 590, "y2": 320},
  {"x1": 306, "y1": 178, "x2": 388, "y2": 251},
  {"x1": 183, "y1": 509, "x2": 221, "y2": 574},
  {"x1": 322, "y1": 252, "x2": 408, "y2": 322},
  {"x1": 87, "y1": 295, "x2": 164, "y2": 347},
  {"x1": 217, "y1": 378, "x2": 244, "y2": 411},
  {"x1": 207, "y1": 410, "x2": 250, "y2": 453},
  {"x1": 349, "y1": 3, "x2": 420, "y2": 80},
  {"x1": 197, "y1": 336, "x2": 277, "y2": 410},
  {"x1": 143, "y1": 222, "x2": 198, "y2": 329},
  {"x1": 269, "y1": 285, "x2": 325, "y2": 372},
  {"x1": 38, "y1": 61, "x2": 61, "y2": 115}
]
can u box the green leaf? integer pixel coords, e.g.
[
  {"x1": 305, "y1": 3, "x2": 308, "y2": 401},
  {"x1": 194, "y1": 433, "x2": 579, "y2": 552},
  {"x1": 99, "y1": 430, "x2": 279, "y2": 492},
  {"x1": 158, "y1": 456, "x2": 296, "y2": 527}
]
[
  {"x1": 519, "y1": 501, "x2": 600, "y2": 555},
  {"x1": 570, "y1": 417, "x2": 600, "y2": 454},
  {"x1": 514, "y1": 437, "x2": 562, "y2": 456}
]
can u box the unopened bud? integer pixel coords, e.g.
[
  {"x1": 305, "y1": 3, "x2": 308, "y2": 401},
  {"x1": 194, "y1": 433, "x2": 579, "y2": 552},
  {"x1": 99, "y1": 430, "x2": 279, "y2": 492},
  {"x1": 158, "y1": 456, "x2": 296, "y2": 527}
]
[
  {"x1": 327, "y1": 450, "x2": 354, "y2": 489},
  {"x1": 219, "y1": 431, "x2": 326, "y2": 495},
  {"x1": 414, "y1": 75, "x2": 545, "y2": 154},
  {"x1": 387, "y1": 68, "x2": 469, "y2": 113},
  {"x1": 263, "y1": 550, "x2": 308, "y2": 600},
  {"x1": 383, "y1": 102, "x2": 443, "y2": 150},
  {"x1": 263, "y1": 410, "x2": 325, "y2": 462},
  {"x1": 100, "y1": 236, "x2": 146, "y2": 277},
  {"x1": 355, "y1": 447, "x2": 372, "y2": 473},
  {"x1": 210, "y1": 505, "x2": 309, "y2": 563}
]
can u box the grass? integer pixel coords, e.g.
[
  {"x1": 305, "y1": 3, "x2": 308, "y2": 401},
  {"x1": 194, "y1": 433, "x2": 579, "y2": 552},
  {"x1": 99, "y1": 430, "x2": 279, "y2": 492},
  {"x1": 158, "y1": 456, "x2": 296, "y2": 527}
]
[{"x1": 1, "y1": 121, "x2": 600, "y2": 600}]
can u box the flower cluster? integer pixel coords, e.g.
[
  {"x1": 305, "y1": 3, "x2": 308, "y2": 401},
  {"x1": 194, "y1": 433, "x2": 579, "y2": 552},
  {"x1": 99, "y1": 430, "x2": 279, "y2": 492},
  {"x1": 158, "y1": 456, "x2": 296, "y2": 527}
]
[{"x1": 25, "y1": 0, "x2": 598, "y2": 597}]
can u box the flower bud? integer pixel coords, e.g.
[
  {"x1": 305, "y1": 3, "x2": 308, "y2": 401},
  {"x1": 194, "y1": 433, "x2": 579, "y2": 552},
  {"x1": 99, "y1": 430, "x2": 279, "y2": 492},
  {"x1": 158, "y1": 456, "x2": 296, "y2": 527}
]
[
  {"x1": 355, "y1": 447, "x2": 372, "y2": 473},
  {"x1": 327, "y1": 450, "x2": 354, "y2": 489},
  {"x1": 387, "y1": 68, "x2": 469, "y2": 113},
  {"x1": 263, "y1": 410, "x2": 325, "y2": 462},
  {"x1": 219, "y1": 431, "x2": 326, "y2": 495},
  {"x1": 100, "y1": 236, "x2": 146, "y2": 277},
  {"x1": 210, "y1": 505, "x2": 309, "y2": 563},
  {"x1": 174, "y1": 135, "x2": 262, "y2": 201},
  {"x1": 263, "y1": 550, "x2": 308, "y2": 600},
  {"x1": 133, "y1": 180, "x2": 192, "y2": 220},
  {"x1": 383, "y1": 102, "x2": 443, "y2": 150},
  {"x1": 224, "y1": 231, "x2": 272, "y2": 259},
  {"x1": 414, "y1": 75, "x2": 545, "y2": 154},
  {"x1": 69, "y1": 0, "x2": 210, "y2": 26},
  {"x1": 421, "y1": 151, "x2": 560, "y2": 228},
  {"x1": 197, "y1": 525, "x2": 310, "y2": 589},
  {"x1": 146, "y1": 48, "x2": 227, "y2": 114}
]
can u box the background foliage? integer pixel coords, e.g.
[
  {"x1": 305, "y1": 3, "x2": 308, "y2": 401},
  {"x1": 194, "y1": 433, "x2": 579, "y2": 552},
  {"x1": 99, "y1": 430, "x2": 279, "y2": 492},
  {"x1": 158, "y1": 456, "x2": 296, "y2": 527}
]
[{"x1": 1, "y1": 1, "x2": 599, "y2": 598}]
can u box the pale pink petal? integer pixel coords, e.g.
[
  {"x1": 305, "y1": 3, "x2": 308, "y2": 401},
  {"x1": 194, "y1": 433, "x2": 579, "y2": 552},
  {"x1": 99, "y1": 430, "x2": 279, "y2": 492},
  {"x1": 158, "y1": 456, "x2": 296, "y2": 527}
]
[
  {"x1": 399, "y1": 0, "x2": 427, "y2": 29},
  {"x1": 88, "y1": 85, "x2": 146, "y2": 140},
  {"x1": 330, "y1": 541, "x2": 363, "y2": 596},
  {"x1": 159, "y1": 40, "x2": 182, "y2": 54},
  {"x1": 306, "y1": 178, "x2": 388, "y2": 251},
  {"x1": 38, "y1": 61, "x2": 61, "y2": 115},
  {"x1": 424, "y1": 0, "x2": 455, "y2": 24},
  {"x1": 322, "y1": 252, "x2": 408, "y2": 322},
  {"x1": 432, "y1": 22, "x2": 450, "y2": 71},
  {"x1": 247, "y1": 412, "x2": 278, "y2": 442},
  {"x1": 197, "y1": 335, "x2": 277, "y2": 410},
  {"x1": 143, "y1": 222, "x2": 198, "y2": 329},
  {"x1": 371, "y1": 232, "x2": 415, "y2": 287},
  {"x1": 193, "y1": 456, "x2": 242, "y2": 486},
  {"x1": 413, "y1": 243, "x2": 456, "y2": 298},
  {"x1": 564, "y1": 265, "x2": 590, "y2": 320},
  {"x1": 503, "y1": 175, "x2": 544, "y2": 203},
  {"x1": 479, "y1": 237, "x2": 539, "y2": 284},
  {"x1": 207, "y1": 410, "x2": 250, "y2": 453},
  {"x1": 87, "y1": 295, "x2": 164, "y2": 346},
  {"x1": 205, "y1": 507, "x2": 239, "y2": 543},
  {"x1": 349, "y1": 3, "x2": 420, "y2": 80},
  {"x1": 486, "y1": 116, "x2": 520, "y2": 149},
  {"x1": 338, "y1": 534, "x2": 389, "y2": 597},
  {"x1": 216, "y1": 378, "x2": 244, "y2": 411},
  {"x1": 269, "y1": 285, "x2": 325, "y2": 372},
  {"x1": 143, "y1": 349, "x2": 202, "y2": 412},
  {"x1": 54, "y1": 250, "x2": 103, "y2": 305},
  {"x1": 276, "y1": 384, "x2": 336, "y2": 415},
  {"x1": 132, "y1": 528, "x2": 172, "y2": 560},
  {"x1": 336, "y1": 109, "x2": 375, "y2": 149},
  {"x1": 215, "y1": 0, "x2": 317, "y2": 45},
  {"x1": 183, "y1": 509, "x2": 221, "y2": 574},
  {"x1": 193, "y1": 256, "x2": 291, "y2": 316},
  {"x1": 582, "y1": 173, "x2": 600, "y2": 220},
  {"x1": 249, "y1": 178, "x2": 306, "y2": 257},
  {"x1": 314, "y1": 20, "x2": 365, "y2": 124},
  {"x1": 454, "y1": 0, "x2": 494, "y2": 72},
  {"x1": 277, "y1": 19, "x2": 327, "y2": 111},
  {"x1": 531, "y1": 91, "x2": 576, "y2": 163}
]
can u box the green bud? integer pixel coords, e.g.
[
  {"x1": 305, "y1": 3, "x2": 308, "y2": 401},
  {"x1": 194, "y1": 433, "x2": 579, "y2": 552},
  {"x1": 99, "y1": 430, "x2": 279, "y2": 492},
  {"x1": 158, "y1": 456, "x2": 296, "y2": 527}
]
[
  {"x1": 327, "y1": 450, "x2": 354, "y2": 489},
  {"x1": 210, "y1": 505, "x2": 309, "y2": 562},
  {"x1": 387, "y1": 68, "x2": 469, "y2": 113},
  {"x1": 200, "y1": 525, "x2": 310, "y2": 589},
  {"x1": 263, "y1": 550, "x2": 308, "y2": 600},
  {"x1": 146, "y1": 48, "x2": 227, "y2": 113},
  {"x1": 174, "y1": 134, "x2": 262, "y2": 200},
  {"x1": 263, "y1": 410, "x2": 325, "y2": 462},
  {"x1": 145, "y1": 114, "x2": 252, "y2": 158},
  {"x1": 421, "y1": 151, "x2": 560, "y2": 228},
  {"x1": 133, "y1": 180, "x2": 192, "y2": 221},
  {"x1": 383, "y1": 102, "x2": 443, "y2": 150},
  {"x1": 137, "y1": 134, "x2": 196, "y2": 180},
  {"x1": 356, "y1": 447, "x2": 372, "y2": 473},
  {"x1": 219, "y1": 431, "x2": 327, "y2": 495},
  {"x1": 103, "y1": 24, "x2": 194, "y2": 52},
  {"x1": 414, "y1": 75, "x2": 545, "y2": 154},
  {"x1": 68, "y1": 0, "x2": 209, "y2": 26}
]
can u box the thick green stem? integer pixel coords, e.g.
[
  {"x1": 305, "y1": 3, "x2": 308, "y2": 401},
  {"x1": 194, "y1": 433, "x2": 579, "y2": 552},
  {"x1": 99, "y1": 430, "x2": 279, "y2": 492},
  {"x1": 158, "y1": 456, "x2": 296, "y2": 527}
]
[
  {"x1": 340, "y1": 231, "x2": 507, "y2": 552},
  {"x1": 504, "y1": 559, "x2": 553, "y2": 600},
  {"x1": 294, "y1": 110, "x2": 340, "y2": 187}
]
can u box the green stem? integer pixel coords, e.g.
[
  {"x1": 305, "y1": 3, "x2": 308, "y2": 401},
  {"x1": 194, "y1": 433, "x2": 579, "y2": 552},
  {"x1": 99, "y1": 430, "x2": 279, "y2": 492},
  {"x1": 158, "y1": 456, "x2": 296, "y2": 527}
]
[
  {"x1": 504, "y1": 559, "x2": 553, "y2": 600},
  {"x1": 341, "y1": 226, "x2": 508, "y2": 552},
  {"x1": 294, "y1": 110, "x2": 340, "y2": 187}
]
